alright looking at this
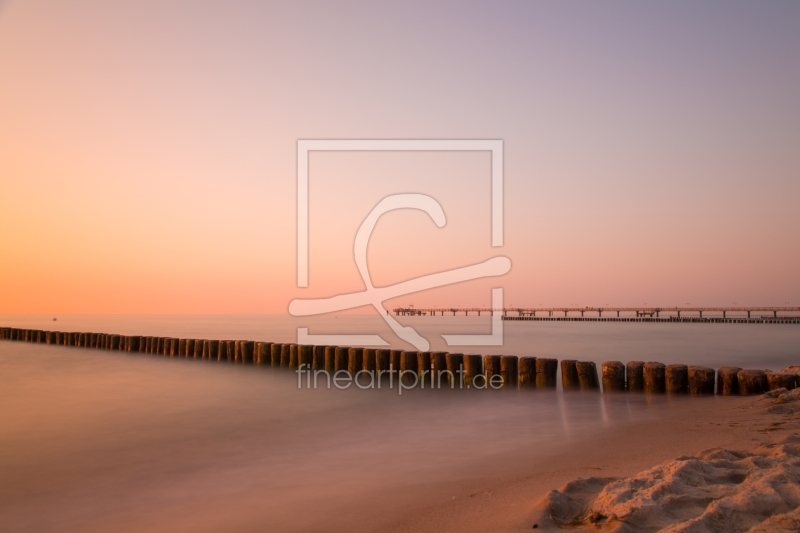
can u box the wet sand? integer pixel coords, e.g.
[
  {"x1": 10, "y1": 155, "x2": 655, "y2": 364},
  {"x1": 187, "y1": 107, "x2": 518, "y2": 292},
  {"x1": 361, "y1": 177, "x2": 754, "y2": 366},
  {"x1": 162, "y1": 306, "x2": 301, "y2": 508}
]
[{"x1": 384, "y1": 394, "x2": 795, "y2": 532}]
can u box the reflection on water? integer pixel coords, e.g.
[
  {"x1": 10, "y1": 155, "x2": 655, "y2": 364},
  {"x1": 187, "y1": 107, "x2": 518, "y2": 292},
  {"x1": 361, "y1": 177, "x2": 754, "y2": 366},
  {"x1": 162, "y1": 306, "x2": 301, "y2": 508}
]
[{"x1": 1, "y1": 314, "x2": 796, "y2": 532}]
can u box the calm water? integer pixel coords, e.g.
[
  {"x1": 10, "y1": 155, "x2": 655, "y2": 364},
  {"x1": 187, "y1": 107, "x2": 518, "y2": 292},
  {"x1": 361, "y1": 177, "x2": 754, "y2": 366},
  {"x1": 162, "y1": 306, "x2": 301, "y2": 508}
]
[{"x1": 1, "y1": 315, "x2": 798, "y2": 532}]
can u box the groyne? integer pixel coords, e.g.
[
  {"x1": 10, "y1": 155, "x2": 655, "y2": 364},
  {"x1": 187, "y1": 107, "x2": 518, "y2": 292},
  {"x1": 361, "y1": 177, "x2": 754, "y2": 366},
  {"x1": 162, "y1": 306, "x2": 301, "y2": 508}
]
[{"x1": 1, "y1": 326, "x2": 796, "y2": 395}]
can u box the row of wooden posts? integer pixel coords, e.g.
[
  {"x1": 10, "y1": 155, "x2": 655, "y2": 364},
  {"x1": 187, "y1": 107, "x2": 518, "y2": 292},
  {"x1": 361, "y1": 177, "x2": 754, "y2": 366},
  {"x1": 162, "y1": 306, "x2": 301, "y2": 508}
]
[{"x1": 1, "y1": 326, "x2": 793, "y2": 395}]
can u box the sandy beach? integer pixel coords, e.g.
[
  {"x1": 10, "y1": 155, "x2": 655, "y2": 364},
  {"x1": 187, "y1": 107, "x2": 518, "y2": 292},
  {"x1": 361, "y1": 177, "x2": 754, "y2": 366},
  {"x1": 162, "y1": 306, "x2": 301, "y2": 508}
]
[{"x1": 378, "y1": 390, "x2": 800, "y2": 532}]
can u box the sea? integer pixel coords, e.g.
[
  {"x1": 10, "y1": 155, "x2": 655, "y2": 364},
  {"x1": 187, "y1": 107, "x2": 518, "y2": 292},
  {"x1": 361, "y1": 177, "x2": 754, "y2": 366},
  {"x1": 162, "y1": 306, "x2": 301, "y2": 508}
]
[{"x1": 1, "y1": 314, "x2": 798, "y2": 532}]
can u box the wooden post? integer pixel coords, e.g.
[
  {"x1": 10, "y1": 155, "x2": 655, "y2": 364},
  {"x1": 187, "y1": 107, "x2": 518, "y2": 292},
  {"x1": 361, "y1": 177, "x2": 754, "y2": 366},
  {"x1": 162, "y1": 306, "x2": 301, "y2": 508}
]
[
  {"x1": 256, "y1": 342, "x2": 273, "y2": 365},
  {"x1": 626, "y1": 361, "x2": 645, "y2": 392},
  {"x1": 313, "y1": 345, "x2": 326, "y2": 371},
  {"x1": 348, "y1": 347, "x2": 364, "y2": 376},
  {"x1": 430, "y1": 352, "x2": 448, "y2": 388},
  {"x1": 576, "y1": 361, "x2": 600, "y2": 391},
  {"x1": 188, "y1": 339, "x2": 199, "y2": 359},
  {"x1": 717, "y1": 366, "x2": 742, "y2": 395},
  {"x1": 270, "y1": 343, "x2": 282, "y2": 366},
  {"x1": 560, "y1": 360, "x2": 580, "y2": 391},
  {"x1": 334, "y1": 346, "x2": 349, "y2": 373},
  {"x1": 462, "y1": 354, "x2": 482, "y2": 388},
  {"x1": 766, "y1": 372, "x2": 798, "y2": 391},
  {"x1": 688, "y1": 366, "x2": 716, "y2": 395},
  {"x1": 666, "y1": 364, "x2": 689, "y2": 394},
  {"x1": 483, "y1": 355, "x2": 501, "y2": 387},
  {"x1": 111, "y1": 335, "x2": 121, "y2": 351},
  {"x1": 325, "y1": 346, "x2": 337, "y2": 373},
  {"x1": 182, "y1": 339, "x2": 192, "y2": 358},
  {"x1": 601, "y1": 361, "x2": 625, "y2": 393},
  {"x1": 643, "y1": 362, "x2": 666, "y2": 394},
  {"x1": 518, "y1": 356, "x2": 536, "y2": 389},
  {"x1": 289, "y1": 344, "x2": 299, "y2": 368},
  {"x1": 390, "y1": 350, "x2": 403, "y2": 374},
  {"x1": 281, "y1": 343, "x2": 291, "y2": 367},
  {"x1": 737, "y1": 369, "x2": 768, "y2": 395},
  {"x1": 128, "y1": 336, "x2": 141, "y2": 352},
  {"x1": 400, "y1": 351, "x2": 418, "y2": 386},
  {"x1": 376, "y1": 349, "x2": 391, "y2": 379},
  {"x1": 446, "y1": 353, "x2": 465, "y2": 388},
  {"x1": 417, "y1": 351, "x2": 432, "y2": 386},
  {"x1": 298, "y1": 344, "x2": 313, "y2": 369},
  {"x1": 535, "y1": 358, "x2": 558, "y2": 389},
  {"x1": 500, "y1": 355, "x2": 519, "y2": 389},
  {"x1": 240, "y1": 341, "x2": 255, "y2": 364},
  {"x1": 171, "y1": 338, "x2": 180, "y2": 356},
  {"x1": 205, "y1": 340, "x2": 219, "y2": 360}
]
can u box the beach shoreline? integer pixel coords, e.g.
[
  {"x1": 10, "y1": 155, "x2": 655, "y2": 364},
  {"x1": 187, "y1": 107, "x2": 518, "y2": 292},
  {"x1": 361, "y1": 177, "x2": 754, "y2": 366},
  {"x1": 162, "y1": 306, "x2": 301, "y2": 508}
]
[{"x1": 375, "y1": 394, "x2": 797, "y2": 532}]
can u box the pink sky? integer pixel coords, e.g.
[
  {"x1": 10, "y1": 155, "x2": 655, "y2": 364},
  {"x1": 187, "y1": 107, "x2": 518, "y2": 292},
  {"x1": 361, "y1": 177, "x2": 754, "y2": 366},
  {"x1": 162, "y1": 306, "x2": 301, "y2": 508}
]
[{"x1": 1, "y1": 1, "x2": 798, "y2": 314}]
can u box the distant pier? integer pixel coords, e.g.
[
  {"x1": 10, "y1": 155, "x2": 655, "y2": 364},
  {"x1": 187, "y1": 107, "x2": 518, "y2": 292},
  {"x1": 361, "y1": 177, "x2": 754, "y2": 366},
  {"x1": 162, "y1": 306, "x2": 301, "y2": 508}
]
[{"x1": 393, "y1": 306, "x2": 800, "y2": 324}]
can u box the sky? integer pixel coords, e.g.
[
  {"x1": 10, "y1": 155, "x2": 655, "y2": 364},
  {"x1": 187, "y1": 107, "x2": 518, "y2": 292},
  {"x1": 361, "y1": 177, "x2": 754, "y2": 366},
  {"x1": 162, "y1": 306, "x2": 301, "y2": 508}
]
[{"x1": 0, "y1": 0, "x2": 798, "y2": 314}]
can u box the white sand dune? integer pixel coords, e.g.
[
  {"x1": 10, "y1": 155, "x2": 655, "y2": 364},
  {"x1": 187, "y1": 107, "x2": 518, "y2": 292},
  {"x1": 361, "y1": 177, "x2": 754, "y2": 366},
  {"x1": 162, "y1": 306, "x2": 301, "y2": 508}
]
[{"x1": 531, "y1": 389, "x2": 800, "y2": 532}]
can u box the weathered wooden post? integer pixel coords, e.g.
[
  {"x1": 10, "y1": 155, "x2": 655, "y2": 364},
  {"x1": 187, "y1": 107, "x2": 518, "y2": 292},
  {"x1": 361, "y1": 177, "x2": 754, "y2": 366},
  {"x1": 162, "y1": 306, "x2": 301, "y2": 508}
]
[
  {"x1": 644, "y1": 362, "x2": 666, "y2": 394},
  {"x1": 688, "y1": 366, "x2": 716, "y2": 395},
  {"x1": 390, "y1": 350, "x2": 403, "y2": 374},
  {"x1": 577, "y1": 361, "x2": 600, "y2": 391},
  {"x1": 738, "y1": 369, "x2": 768, "y2": 395},
  {"x1": 500, "y1": 355, "x2": 519, "y2": 389},
  {"x1": 188, "y1": 339, "x2": 199, "y2": 359},
  {"x1": 518, "y1": 357, "x2": 536, "y2": 389},
  {"x1": 281, "y1": 343, "x2": 291, "y2": 367},
  {"x1": 333, "y1": 346, "x2": 348, "y2": 372},
  {"x1": 111, "y1": 335, "x2": 121, "y2": 351},
  {"x1": 766, "y1": 372, "x2": 797, "y2": 391},
  {"x1": 601, "y1": 361, "x2": 625, "y2": 393},
  {"x1": 324, "y1": 346, "x2": 337, "y2": 373},
  {"x1": 417, "y1": 351, "x2": 432, "y2": 386},
  {"x1": 289, "y1": 344, "x2": 299, "y2": 368},
  {"x1": 400, "y1": 351, "x2": 418, "y2": 386},
  {"x1": 205, "y1": 340, "x2": 219, "y2": 360},
  {"x1": 240, "y1": 341, "x2": 255, "y2": 364},
  {"x1": 348, "y1": 348, "x2": 364, "y2": 376},
  {"x1": 128, "y1": 336, "x2": 141, "y2": 352},
  {"x1": 430, "y1": 352, "x2": 448, "y2": 388},
  {"x1": 171, "y1": 338, "x2": 181, "y2": 356},
  {"x1": 535, "y1": 358, "x2": 558, "y2": 389},
  {"x1": 446, "y1": 353, "x2": 465, "y2": 388},
  {"x1": 298, "y1": 344, "x2": 313, "y2": 369},
  {"x1": 626, "y1": 361, "x2": 645, "y2": 392},
  {"x1": 376, "y1": 349, "x2": 391, "y2": 379},
  {"x1": 463, "y1": 354, "x2": 483, "y2": 388},
  {"x1": 179, "y1": 339, "x2": 187, "y2": 356},
  {"x1": 256, "y1": 342, "x2": 273, "y2": 365},
  {"x1": 313, "y1": 345, "x2": 326, "y2": 371},
  {"x1": 270, "y1": 343, "x2": 282, "y2": 366},
  {"x1": 665, "y1": 364, "x2": 689, "y2": 394},
  {"x1": 717, "y1": 366, "x2": 742, "y2": 395},
  {"x1": 560, "y1": 360, "x2": 580, "y2": 391},
  {"x1": 483, "y1": 355, "x2": 501, "y2": 387}
]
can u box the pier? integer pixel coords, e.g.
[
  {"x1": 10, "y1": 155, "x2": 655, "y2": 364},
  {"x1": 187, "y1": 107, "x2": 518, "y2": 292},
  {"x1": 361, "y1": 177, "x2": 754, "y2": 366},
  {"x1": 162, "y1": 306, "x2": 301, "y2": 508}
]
[{"x1": 393, "y1": 306, "x2": 800, "y2": 323}]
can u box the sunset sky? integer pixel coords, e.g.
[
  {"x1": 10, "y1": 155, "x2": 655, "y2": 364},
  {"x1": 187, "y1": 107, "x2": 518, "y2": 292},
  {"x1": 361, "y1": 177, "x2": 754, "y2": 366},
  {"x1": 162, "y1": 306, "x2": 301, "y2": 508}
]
[{"x1": 1, "y1": 1, "x2": 798, "y2": 314}]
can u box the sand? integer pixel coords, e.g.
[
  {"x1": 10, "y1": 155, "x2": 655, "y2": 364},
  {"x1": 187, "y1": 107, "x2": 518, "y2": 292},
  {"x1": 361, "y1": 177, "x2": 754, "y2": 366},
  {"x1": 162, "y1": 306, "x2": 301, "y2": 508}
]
[{"x1": 376, "y1": 389, "x2": 800, "y2": 533}]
